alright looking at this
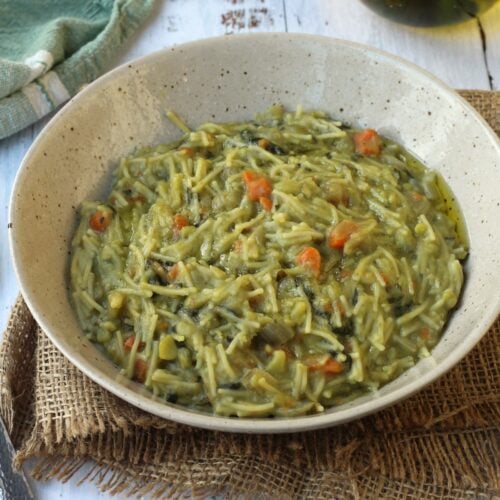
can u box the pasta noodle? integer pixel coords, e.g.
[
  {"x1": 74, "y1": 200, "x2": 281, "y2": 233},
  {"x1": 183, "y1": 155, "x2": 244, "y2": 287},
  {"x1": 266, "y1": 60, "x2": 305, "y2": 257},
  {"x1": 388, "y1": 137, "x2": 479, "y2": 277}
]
[{"x1": 70, "y1": 105, "x2": 468, "y2": 417}]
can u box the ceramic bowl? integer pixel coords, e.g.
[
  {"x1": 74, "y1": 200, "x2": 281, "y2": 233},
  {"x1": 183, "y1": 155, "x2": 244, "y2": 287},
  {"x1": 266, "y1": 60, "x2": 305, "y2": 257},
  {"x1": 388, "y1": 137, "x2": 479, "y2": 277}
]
[{"x1": 9, "y1": 34, "x2": 500, "y2": 433}]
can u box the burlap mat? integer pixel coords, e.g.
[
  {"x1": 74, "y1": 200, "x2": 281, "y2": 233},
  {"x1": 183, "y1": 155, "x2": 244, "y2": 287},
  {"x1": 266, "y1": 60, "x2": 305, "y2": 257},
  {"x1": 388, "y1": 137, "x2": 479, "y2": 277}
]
[{"x1": 1, "y1": 90, "x2": 499, "y2": 499}]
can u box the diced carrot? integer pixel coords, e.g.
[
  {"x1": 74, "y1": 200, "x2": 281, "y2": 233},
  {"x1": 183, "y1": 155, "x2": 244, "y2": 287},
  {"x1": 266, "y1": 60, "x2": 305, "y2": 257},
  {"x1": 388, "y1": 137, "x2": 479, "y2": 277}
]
[
  {"x1": 353, "y1": 129, "x2": 382, "y2": 156},
  {"x1": 305, "y1": 355, "x2": 344, "y2": 375},
  {"x1": 380, "y1": 271, "x2": 391, "y2": 285},
  {"x1": 328, "y1": 220, "x2": 358, "y2": 249},
  {"x1": 242, "y1": 171, "x2": 272, "y2": 201},
  {"x1": 321, "y1": 358, "x2": 344, "y2": 374},
  {"x1": 89, "y1": 209, "x2": 112, "y2": 232},
  {"x1": 296, "y1": 246, "x2": 321, "y2": 278},
  {"x1": 124, "y1": 336, "x2": 145, "y2": 352},
  {"x1": 257, "y1": 138, "x2": 270, "y2": 150},
  {"x1": 420, "y1": 327, "x2": 430, "y2": 340},
  {"x1": 247, "y1": 178, "x2": 272, "y2": 201},
  {"x1": 173, "y1": 214, "x2": 190, "y2": 232},
  {"x1": 134, "y1": 359, "x2": 148, "y2": 383},
  {"x1": 242, "y1": 171, "x2": 259, "y2": 183},
  {"x1": 124, "y1": 336, "x2": 135, "y2": 350},
  {"x1": 168, "y1": 263, "x2": 179, "y2": 281},
  {"x1": 179, "y1": 147, "x2": 195, "y2": 157},
  {"x1": 259, "y1": 196, "x2": 273, "y2": 212}
]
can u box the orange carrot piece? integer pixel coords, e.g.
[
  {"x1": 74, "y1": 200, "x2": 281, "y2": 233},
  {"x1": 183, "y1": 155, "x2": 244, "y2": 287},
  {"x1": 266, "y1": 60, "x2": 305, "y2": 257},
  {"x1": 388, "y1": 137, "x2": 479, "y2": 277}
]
[
  {"x1": 353, "y1": 129, "x2": 382, "y2": 156},
  {"x1": 173, "y1": 214, "x2": 190, "y2": 232},
  {"x1": 380, "y1": 272, "x2": 390, "y2": 285},
  {"x1": 247, "y1": 178, "x2": 272, "y2": 201},
  {"x1": 168, "y1": 263, "x2": 179, "y2": 281},
  {"x1": 242, "y1": 171, "x2": 272, "y2": 201},
  {"x1": 124, "y1": 336, "x2": 145, "y2": 352},
  {"x1": 259, "y1": 196, "x2": 273, "y2": 212},
  {"x1": 89, "y1": 210, "x2": 112, "y2": 232},
  {"x1": 257, "y1": 138, "x2": 270, "y2": 150},
  {"x1": 328, "y1": 220, "x2": 358, "y2": 249},
  {"x1": 296, "y1": 246, "x2": 321, "y2": 278},
  {"x1": 305, "y1": 355, "x2": 344, "y2": 375},
  {"x1": 320, "y1": 358, "x2": 344, "y2": 374},
  {"x1": 242, "y1": 170, "x2": 259, "y2": 183},
  {"x1": 134, "y1": 359, "x2": 148, "y2": 383},
  {"x1": 179, "y1": 147, "x2": 195, "y2": 157},
  {"x1": 420, "y1": 327, "x2": 430, "y2": 340}
]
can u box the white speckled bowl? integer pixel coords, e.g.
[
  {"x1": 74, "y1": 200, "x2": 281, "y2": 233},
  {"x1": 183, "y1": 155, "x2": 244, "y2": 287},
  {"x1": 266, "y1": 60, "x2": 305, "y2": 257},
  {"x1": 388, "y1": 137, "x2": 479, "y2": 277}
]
[{"x1": 9, "y1": 34, "x2": 500, "y2": 433}]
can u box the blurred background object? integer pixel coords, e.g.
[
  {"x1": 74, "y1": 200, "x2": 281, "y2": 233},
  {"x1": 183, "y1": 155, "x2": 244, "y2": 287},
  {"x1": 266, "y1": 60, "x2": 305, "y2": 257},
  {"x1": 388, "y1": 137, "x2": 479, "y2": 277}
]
[{"x1": 360, "y1": 0, "x2": 498, "y2": 26}]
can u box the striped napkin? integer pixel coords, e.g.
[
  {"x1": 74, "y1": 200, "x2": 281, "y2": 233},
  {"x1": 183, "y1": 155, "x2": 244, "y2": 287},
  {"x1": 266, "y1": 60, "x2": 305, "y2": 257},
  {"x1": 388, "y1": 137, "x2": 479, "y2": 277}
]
[{"x1": 0, "y1": 0, "x2": 155, "y2": 140}]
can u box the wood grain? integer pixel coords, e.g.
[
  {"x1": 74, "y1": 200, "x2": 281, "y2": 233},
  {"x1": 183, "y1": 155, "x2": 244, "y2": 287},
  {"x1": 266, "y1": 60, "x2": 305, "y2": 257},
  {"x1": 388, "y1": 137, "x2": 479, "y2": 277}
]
[
  {"x1": 286, "y1": 0, "x2": 493, "y2": 90},
  {"x1": 116, "y1": 0, "x2": 286, "y2": 65},
  {"x1": 480, "y1": 2, "x2": 500, "y2": 90},
  {"x1": 0, "y1": 128, "x2": 35, "y2": 331}
]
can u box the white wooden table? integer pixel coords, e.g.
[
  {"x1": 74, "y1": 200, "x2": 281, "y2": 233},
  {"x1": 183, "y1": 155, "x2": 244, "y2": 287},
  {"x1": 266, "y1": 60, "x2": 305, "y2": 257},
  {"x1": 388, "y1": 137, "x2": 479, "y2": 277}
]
[{"x1": 1, "y1": 0, "x2": 499, "y2": 497}]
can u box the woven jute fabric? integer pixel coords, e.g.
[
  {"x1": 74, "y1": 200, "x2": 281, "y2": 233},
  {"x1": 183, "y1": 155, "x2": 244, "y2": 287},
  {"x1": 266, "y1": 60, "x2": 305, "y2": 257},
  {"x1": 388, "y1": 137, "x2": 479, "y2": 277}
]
[{"x1": 1, "y1": 90, "x2": 499, "y2": 498}]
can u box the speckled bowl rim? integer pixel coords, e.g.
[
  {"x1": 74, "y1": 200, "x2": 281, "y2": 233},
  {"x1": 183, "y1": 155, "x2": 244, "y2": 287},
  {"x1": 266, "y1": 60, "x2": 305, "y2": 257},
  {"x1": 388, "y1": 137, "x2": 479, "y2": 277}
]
[{"x1": 10, "y1": 33, "x2": 500, "y2": 433}]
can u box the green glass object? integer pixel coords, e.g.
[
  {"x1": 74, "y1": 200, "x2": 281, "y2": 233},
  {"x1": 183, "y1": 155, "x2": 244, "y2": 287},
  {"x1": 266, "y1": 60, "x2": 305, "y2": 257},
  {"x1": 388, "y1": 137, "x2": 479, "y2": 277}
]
[{"x1": 361, "y1": 0, "x2": 498, "y2": 27}]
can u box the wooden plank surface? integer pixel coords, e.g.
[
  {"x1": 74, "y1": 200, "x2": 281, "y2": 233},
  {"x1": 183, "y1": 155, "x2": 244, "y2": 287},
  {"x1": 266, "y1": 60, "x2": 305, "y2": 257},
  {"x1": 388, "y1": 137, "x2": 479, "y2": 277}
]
[
  {"x1": 480, "y1": 2, "x2": 500, "y2": 89},
  {"x1": 116, "y1": 0, "x2": 286, "y2": 65},
  {"x1": 0, "y1": 0, "x2": 498, "y2": 497},
  {"x1": 0, "y1": 125, "x2": 39, "y2": 328},
  {"x1": 286, "y1": 0, "x2": 494, "y2": 90}
]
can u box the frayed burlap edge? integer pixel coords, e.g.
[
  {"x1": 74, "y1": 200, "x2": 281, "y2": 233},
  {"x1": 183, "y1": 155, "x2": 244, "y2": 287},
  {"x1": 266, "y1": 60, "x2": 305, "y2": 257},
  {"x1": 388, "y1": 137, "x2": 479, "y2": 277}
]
[
  {"x1": 1, "y1": 90, "x2": 499, "y2": 498},
  {"x1": 0, "y1": 298, "x2": 37, "y2": 445}
]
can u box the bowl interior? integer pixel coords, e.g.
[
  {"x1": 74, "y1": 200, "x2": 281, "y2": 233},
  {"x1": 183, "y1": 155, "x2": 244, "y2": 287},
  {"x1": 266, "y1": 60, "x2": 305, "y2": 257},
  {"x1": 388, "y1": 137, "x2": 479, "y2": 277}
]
[{"x1": 10, "y1": 34, "x2": 500, "y2": 433}]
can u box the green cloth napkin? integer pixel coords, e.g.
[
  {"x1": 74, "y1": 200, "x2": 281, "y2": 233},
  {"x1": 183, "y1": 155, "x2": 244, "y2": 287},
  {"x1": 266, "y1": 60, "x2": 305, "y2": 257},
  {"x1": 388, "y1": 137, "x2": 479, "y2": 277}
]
[{"x1": 0, "y1": 0, "x2": 155, "y2": 140}]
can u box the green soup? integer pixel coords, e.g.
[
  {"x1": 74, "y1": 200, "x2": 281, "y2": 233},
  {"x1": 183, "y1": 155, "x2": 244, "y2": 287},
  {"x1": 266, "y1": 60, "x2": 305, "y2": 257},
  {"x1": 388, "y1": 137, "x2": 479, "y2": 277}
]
[{"x1": 70, "y1": 106, "x2": 467, "y2": 417}]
